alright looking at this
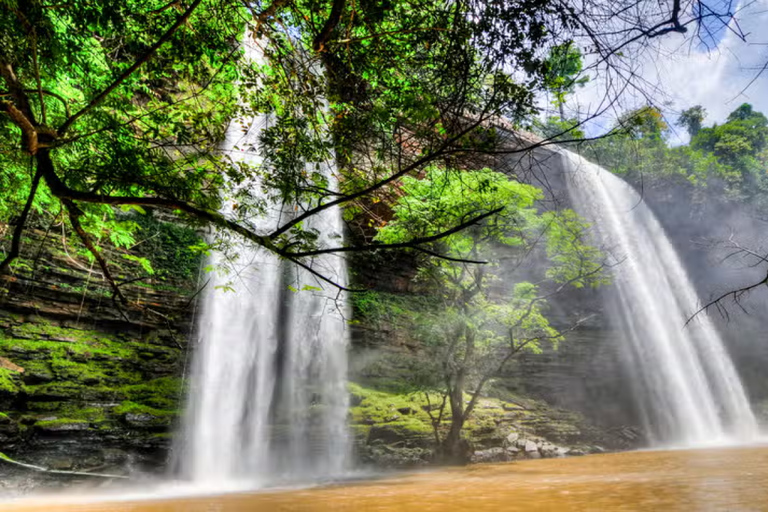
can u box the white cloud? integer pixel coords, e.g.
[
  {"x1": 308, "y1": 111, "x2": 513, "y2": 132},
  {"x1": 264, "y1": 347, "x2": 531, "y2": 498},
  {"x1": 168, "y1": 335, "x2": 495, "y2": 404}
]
[{"x1": 565, "y1": 0, "x2": 768, "y2": 144}]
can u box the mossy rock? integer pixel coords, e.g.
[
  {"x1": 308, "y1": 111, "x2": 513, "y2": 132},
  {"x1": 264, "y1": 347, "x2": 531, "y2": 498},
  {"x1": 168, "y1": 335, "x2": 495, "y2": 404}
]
[
  {"x1": 120, "y1": 377, "x2": 183, "y2": 411},
  {"x1": 0, "y1": 367, "x2": 22, "y2": 396},
  {"x1": 33, "y1": 418, "x2": 90, "y2": 432},
  {"x1": 115, "y1": 401, "x2": 175, "y2": 430},
  {"x1": 367, "y1": 422, "x2": 433, "y2": 447}
]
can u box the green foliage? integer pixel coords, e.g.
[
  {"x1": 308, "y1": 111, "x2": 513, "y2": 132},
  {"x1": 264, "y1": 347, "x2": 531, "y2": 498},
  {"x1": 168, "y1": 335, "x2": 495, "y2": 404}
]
[
  {"x1": 619, "y1": 106, "x2": 668, "y2": 141},
  {"x1": 542, "y1": 42, "x2": 589, "y2": 114},
  {"x1": 586, "y1": 102, "x2": 768, "y2": 210},
  {"x1": 533, "y1": 116, "x2": 586, "y2": 141},
  {"x1": 542, "y1": 209, "x2": 609, "y2": 287},
  {"x1": 376, "y1": 168, "x2": 542, "y2": 253},
  {"x1": 371, "y1": 167, "x2": 605, "y2": 452},
  {"x1": 677, "y1": 106, "x2": 707, "y2": 138},
  {"x1": 376, "y1": 167, "x2": 605, "y2": 293},
  {"x1": 131, "y1": 213, "x2": 204, "y2": 281},
  {"x1": 0, "y1": 0, "x2": 242, "y2": 268}
]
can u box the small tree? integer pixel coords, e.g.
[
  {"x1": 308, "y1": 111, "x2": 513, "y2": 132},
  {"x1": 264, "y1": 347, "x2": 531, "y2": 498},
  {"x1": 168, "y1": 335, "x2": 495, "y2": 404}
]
[
  {"x1": 677, "y1": 106, "x2": 707, "y2": 138},
  {"x1": 542, "y1": 42, "x2": 589, "y2": 120},
  {"x1": 375, "y1": 168, "x2": 606, "y2": 463}
]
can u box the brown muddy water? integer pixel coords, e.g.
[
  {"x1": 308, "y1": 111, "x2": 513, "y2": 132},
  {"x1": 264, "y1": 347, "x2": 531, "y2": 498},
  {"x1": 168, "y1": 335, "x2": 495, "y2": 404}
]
[{"x1": 4, "y1": 445, "x2": 768, "y2": 511}]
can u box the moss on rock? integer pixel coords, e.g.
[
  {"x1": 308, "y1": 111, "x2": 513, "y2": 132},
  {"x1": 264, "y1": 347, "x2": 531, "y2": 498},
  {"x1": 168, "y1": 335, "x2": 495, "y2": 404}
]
[
  {"x1": 33, "y1": 418, "x2": 90, "y2": 432},
  {"x1": 349, "y1": 382, "x2": 608, "y2": 467},
  {"x1": 0, "y1": 367, "x2": 21, "y2": 395}
]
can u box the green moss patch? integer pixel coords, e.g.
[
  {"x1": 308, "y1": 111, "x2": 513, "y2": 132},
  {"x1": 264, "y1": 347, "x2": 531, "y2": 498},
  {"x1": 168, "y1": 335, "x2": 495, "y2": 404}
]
[
  {"x1": 121, "y1": 377, "x2": 182, "y2": 411},
  {"x1": 33, "y1": 418, "x2": 90, "y2": 432},
  {"x1": 350, "y1": 383, "x2": 441, "y2": 445},
  {"x1": 0, "y1": 367, "x2": 21, "y2": 395}
]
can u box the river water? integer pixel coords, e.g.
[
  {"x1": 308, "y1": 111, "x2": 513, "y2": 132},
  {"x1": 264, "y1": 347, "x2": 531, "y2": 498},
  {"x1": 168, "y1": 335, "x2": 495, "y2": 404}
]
[{"x1": 6, "y1": 446, "x2": 768, "y2": 511}]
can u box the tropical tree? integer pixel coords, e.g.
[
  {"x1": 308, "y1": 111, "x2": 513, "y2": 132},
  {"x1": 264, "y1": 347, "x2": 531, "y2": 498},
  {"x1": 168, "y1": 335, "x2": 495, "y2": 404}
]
[
  {"x1": 0, "y1": 0, "x2": 743, "y2": 307},
  {"x1": 677, "y1": 105, "x2": 707, "y2": 138},
  {"x1": 542, "y1": 42, "x2": 589, "y2": 120},
  {"x1": 375, "y1": 167, "x2": 607, "y2": 462}
]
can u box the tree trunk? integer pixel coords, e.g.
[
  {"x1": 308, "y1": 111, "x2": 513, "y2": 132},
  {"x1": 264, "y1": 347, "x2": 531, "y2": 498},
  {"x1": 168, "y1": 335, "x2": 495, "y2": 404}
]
[
  {"x1": 438, "y1": 323, "x2": 475, "y2": 464},
  {"x1": 440, "y1": 385, "x2": 470, "y2": 464}
]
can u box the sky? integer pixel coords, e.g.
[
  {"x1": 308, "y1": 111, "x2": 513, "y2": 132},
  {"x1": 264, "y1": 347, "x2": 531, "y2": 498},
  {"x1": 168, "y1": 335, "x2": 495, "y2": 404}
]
[{"x1": 566, "y1": 0, "x2": 768, "y2": 145}]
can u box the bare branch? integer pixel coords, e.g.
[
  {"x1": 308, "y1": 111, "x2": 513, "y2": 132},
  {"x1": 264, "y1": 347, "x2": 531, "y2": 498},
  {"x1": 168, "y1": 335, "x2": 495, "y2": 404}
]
[
  {"x1": 62, "y1": 198, "x2": 128, "y2": 305},
  {"x1": 687, "y1": 273, "x2": 768, "y2": 325},
  {"x1": 0, "y1": 453, "x2": 127, "y2": 480},
  {"x1": 269, "y1": 114, "x2": 492, "y2": 240}
]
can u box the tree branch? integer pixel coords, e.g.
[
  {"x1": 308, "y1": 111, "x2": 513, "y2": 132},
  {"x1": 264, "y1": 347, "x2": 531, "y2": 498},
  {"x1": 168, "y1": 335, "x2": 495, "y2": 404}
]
[
  {"x1": 686, "y1": 272, "x2": 768, "y2": 326},
  {"x1": 268, "y1": 114, "x2": 492, "y2": 240},
  {"x1": 0, "y1": 452, "x2": 127, "y2": 480},
  {"x1": 0, "y1": 62, "x2": 35, "y2": 122},
  {"x1": 58, "y1": 0, "x2": 205, "y2": 134},
  {"x1": 285, "y1": 208, "x2": 503, "y2": 258},
  {"x1": 1, "y1": 102, "x2": 37, "y2": 155},
  {"x1": 413, "y1": 246, "x2": 488, "y2": 264},
  {"x1": 313, "y1": 0, "x2": 347, "y2": 52},
  {"x1": 61, "y1": 198, "x2": 128, "y2": 305},
  {"x1": 0, "y1": 165, "x2": 43, "y2": 274},
  {"x1": 246, "y1": 0, "x2": 291, "y2": 35},
  {"x1": 36, "y1": 155, "x2": 274, "y2": 252}
]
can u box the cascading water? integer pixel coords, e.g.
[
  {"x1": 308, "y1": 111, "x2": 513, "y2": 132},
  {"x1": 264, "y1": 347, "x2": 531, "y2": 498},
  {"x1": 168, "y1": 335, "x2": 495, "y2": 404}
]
[
  {"x1": 174, "y1": 42, "x2": 349, "y2": 486},
  {"x1": 562, "y1": 150, "x2": 759, "y2": 446}
]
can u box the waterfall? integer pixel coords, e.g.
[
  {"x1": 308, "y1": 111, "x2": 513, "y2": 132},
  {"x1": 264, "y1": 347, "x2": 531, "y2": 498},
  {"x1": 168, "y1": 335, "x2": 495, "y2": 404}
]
[
  {"x1": 562, "y1": 150, "x2": 759, "y2": 446},
  {"x1": 174, "y1": 41, "x2": 350, "y2": 486}
]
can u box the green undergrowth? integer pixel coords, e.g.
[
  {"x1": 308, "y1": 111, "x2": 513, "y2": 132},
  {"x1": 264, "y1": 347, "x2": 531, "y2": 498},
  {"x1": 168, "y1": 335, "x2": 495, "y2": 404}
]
[
  {"x1": 350, "y1": 291, "x2": 440, "y2": 330},
  {"x1": 348, "y1": 382, "x2": 582, "y2": 450},
  {"x1": 349, "y1": 382, "x2": 435, "y2": 439},
  {"x1": 349, "y1": 383, "x2": 518, "y2": 445},
  {"x1": 0, "y1": 322, "x2": 135, "y2": 361}
]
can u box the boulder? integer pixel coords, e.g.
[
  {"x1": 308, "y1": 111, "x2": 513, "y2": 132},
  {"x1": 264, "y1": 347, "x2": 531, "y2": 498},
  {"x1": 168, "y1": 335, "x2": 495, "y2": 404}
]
[
  {"x1": 471, "y1": 447, "x2": 508, "y2": 463},
  {"x1": 124, "y1": 413, "x2": 157, "y2": 426}
]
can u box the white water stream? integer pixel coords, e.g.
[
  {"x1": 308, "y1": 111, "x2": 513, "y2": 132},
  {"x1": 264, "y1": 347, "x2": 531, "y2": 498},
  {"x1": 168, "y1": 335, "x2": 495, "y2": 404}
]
[
  {"x1": 563, "y1": 150, "x2": 759, "y2": 446},
  {"x1": 174, "y1": 41, "x2": 349, "y2": 485}
]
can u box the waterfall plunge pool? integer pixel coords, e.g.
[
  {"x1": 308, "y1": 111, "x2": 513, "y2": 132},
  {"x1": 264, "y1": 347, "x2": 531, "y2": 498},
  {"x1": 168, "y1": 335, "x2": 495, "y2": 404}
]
[{"x1": 5, "y1": 445, "x2": 768, "y2": 511}]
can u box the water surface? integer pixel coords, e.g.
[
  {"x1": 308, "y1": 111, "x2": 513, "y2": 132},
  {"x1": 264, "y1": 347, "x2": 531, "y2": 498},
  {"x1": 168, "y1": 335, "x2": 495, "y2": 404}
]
[{"x1": 6, "y1": 446, "x2": 768, "y2": 511}]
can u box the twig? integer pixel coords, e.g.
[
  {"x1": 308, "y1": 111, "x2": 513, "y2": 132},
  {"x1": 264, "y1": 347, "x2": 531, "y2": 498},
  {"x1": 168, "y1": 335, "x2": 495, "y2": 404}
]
[{"x1": 0, "y1": 453, "x2": 128, "y2": 479}]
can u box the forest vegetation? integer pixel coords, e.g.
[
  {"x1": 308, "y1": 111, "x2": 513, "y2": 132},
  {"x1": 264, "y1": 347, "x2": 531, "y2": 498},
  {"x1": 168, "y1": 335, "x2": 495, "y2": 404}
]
[{"x1": 0, "y1": 0, "x2": 761, "y2": 475}]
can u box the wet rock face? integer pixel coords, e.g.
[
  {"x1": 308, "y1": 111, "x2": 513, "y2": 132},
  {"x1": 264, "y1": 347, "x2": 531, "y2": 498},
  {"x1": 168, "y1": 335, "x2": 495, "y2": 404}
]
[
  {"x1": 0, "y1": 224, "x2": 197, "y2": 486},
  {"x1": 0, "y1": 312, "x2": 186, "y2": 482},
  {"x1": 348, "y1": 382, "x2": 630, "y2": 469}
]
